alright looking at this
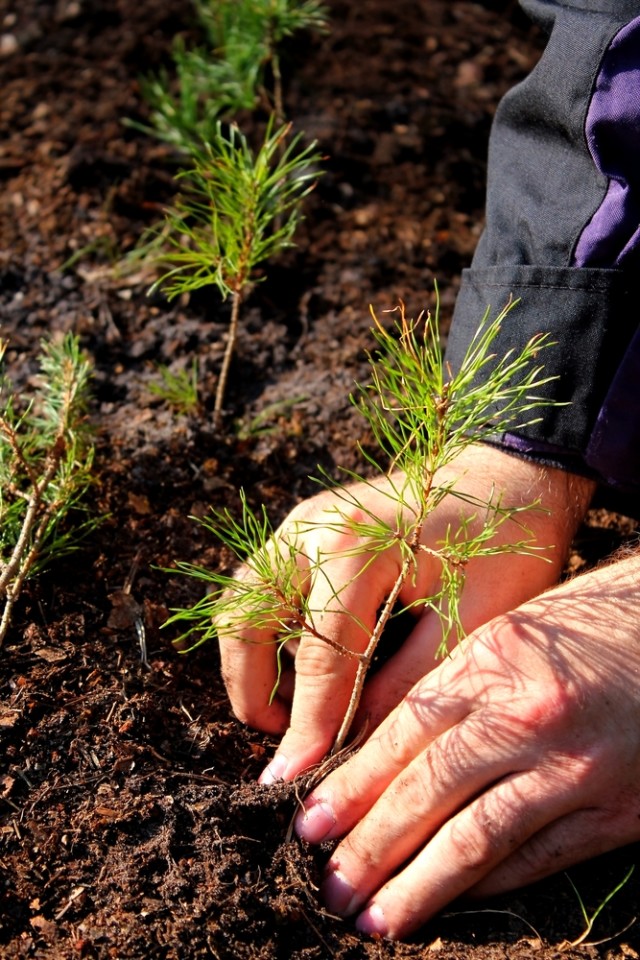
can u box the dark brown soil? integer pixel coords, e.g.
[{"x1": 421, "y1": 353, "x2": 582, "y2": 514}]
[{"x1": 1, "y1": 1, "x2": 639, "y2": 958}]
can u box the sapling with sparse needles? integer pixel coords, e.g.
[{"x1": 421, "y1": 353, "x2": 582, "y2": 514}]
[
  {"x1": 0, "y1": 334, "x2": 97, "y2": 646},
  {"x1": 165, "y1": 295, "x2": 560, "y2": 753},
  {"x1": 149, "y1": 119, "x2": 323, "y2": 427}
]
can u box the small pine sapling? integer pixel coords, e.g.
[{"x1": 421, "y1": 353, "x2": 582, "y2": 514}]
[
  {"x1": 149, "y1": 119, "x2": 323, "y2": 427},
  {"x1": 135, "y1": 35, "x2": 262, "y2": 153},
  {"x1": 148, "y1": 359, "x2": 202, "y2": 417},
  {"x1": 0, "y1": 334, "x2": 97, "y2": 646},
  {"x1": 251, "y1": 0, "x2": 330, "y2": 124},
  {"x1": 165, "y1": 296, "x2": 560, "y2": 753},
  {"x1": 194, "y1": 0, "x2": 330, "y2": 124},
  {"x1": 133, "y1": 0, "x2": 329, "y2": 153}
]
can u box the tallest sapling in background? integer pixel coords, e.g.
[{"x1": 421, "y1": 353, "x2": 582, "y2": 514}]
[
  {"x1": 133, "y1": 0, "x2": 328, "y2": 428},
  {"x1": 134, "y1": 0, "x2": 330, "y2": 153}
]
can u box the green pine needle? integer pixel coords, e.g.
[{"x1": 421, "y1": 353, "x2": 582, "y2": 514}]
[{"x1": 0, "y1": 334, "x2": 99, "y2": 646}]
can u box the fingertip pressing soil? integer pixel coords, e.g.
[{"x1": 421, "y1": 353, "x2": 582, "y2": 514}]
[{"x1": 1, "y1": 1, "x2": 640, "y2": 958}]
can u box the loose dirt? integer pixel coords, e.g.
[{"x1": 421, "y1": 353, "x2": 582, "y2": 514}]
[{"x1": 1, "y1": 1, "x2": 639, "y2": 957}]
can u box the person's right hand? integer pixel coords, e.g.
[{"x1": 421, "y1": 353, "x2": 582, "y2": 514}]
[
  {"x1": 216, "y1": 444, "x2": 595, "y2": 781},
  {"x1": 294, "y1": 548, "x2": 640, "y2": 939}
]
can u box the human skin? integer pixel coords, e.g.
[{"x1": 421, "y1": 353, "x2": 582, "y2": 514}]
[
  {"x1": 218, "y1": 444, "x2": 594, "y2": 778},
  {"x1": 293, "y1": 553, "x2": 640, "y2": 938},
  {"x1": 215, "y1": 443, "x2": 617, "y2": 938}
]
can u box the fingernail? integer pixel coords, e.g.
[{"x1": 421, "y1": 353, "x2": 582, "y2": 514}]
[
  {"x1": 321, "y1": 869, "x2": 358, "y2": 916},
  {"x1": 295, "y1": 799, "x2": 336, "y2": 843},
  {"x1": 356, "y1": 903, "x2": 389, "y2": 938},
  {"x1": 258, "y1": 753, "x2": 289, "y2": 785}
]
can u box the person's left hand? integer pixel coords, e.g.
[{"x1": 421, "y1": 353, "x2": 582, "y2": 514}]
[{"x1": 294, "y1": 551, "x2": 640, "y2": 939}]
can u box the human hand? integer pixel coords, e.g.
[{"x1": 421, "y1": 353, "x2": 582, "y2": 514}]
[
  {"x1": 294, "y1": 552, "x2": 640, "y2": 938},
  {"x1": 218, "y1": 444, "x2": 594, "y2": 779}
]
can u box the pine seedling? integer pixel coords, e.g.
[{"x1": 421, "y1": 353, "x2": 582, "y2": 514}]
[
  {"x1": 234, "y1": 393, "x2": 307, "y2": 440},
  {"x1": 148, "y1": 359, "x2": 201, "y2": 417},
  {"x1": 133, "y1": 0, "x2": 329, "y2": 153},
  {"x1": 166, "y1": 295, "x2": 560, "y2": 752},
  {"x1": 0, "y1": 334, "x2": 97, "y2": 646},
  {"x1": 135, "y1": 36, "x2": 262, "y2": 154},
  {"x1": 248, "y1": 0, "x2": 330, "y2": 124},
  {"x1": 194, "y1": 0, "x2": 330, "y2": 124},
  {"x1": 149, "y1": 119, "x2": 323, "y2": 427}
]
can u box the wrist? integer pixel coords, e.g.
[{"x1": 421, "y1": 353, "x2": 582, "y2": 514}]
[{"x1": 439, "y1": 443, "x2": 596, "y2": 558}]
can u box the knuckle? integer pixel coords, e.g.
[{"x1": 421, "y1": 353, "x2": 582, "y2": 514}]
[
  {"x1": 286, "y1": 493, "x2": 371, "y2": 549},
  {"x1": 376, "y1": 715, "x2": 416, "y2": 770},
  {"x1": 512, "y1": 681, "x2": 579, "y2": 745},
  {"x1": 451, "y1": 820, "x2": 498, "y2": 874},
  {"x1": 510, "y1": 828, "x2": 568, "y2": 878},
  {"x1": 283, "y1": 492, "x2": 333, "y2": 527},
  {"x1": 229, "y1": 692, "x2": 287, "y2": 735},
  {"x1": 295, "y1": 637, "x2": 354, "y2": 681},
  {"x1": 551, "y1": 748, "x2": 602, "y2": 797},
  {"x1": 230, "y1": 702, "x2": 257, "y2": 727},
  {"x1": 339, "y1": 830, "x2": 380, "y2": 872}
]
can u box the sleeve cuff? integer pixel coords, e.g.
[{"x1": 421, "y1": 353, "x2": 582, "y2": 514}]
[{"x1": 445, "y1": 265, "x2": 637, "y2": 454}]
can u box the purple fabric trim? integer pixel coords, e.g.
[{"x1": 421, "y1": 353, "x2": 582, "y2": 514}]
[
  {"x1": 497, "y1": 433, "x2": 570, "y2": 459},
  {"x1": 585, "y1": 324, "x2": 640, "y2": 488},
  {"x1": 572, "y1": 17, "x2": 640, "y2": 268}
]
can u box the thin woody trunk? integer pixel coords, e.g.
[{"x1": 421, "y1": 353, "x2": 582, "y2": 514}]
[
  {"x1": 214, "y1": 290, "x2": 241, "y2": 428},
  {"x1": 331, "y1": 551, "x2": 414, "y2": 754},
  {"x1": 331, "y1": 469, "x2": 437, "y2": 754}
]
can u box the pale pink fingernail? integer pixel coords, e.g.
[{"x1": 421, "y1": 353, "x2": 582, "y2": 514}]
[
  {"x1": 258, "y1": 753, "x2": 289, "y2": 785},
  {"x1": 356, "y1": 903, "x2": 389, "y2": 938},
  {"x1": 321, "y1": 869, "x2": 358, "y2": 915},
  {"x1": 295, "y1": 799, "x2": 336, "y2": 843}
]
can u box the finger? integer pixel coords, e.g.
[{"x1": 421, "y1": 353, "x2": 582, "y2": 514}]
[
  {"x1": 216, "y1": 528, "x2": 311, "y2": 733},
  {"x1": 358, "y1": 549, "x2": 561, "y2": 732},
  {"x1": 296, "y1": 610, "x2": 543, "y2": 833},
  {"x1": 218, "y1": 625, "x2": 291, "y2": 734},
  {"x1": 295, "y1": 669, "x2": 474, "y2": 843},
  {"x1": 471, "y1": 806, "x2": 635, "y2": 898},
  {"x1": 261, "y1": 548, "x2": 403, "y2": 781},
  {"x1": 352, "y1": 764, "x2": 589, "y2": 939},
  {"x1": 311, "y1": 707, "x2": 525, "y2": 915}
]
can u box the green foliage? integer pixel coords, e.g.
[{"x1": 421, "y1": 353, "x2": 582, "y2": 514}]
[
  {"x1": 566, "y1": 865, "x2": 635, "y2": 947},
  {"x1": 360, "y1": 298, "x2": 555, "y2": 479},
  {"x1": 168, "y1": 489, "x2": 298, "y2": 650},
  {"x1": 149, "y1": 120, "x2": 322, "y2": 300},
  {"x1": 234, "y1": 394, "x2": 307, "y2": 439},
  {"x1": 149, "y1": 119, "x2": 322, "y2": 424},
  {"x1": 148, "y1": 360, "x2": 201, "y2": 416},
  {"x1": 136, "y1": 38, "x2": 261, "y2": 153},
  {"x1": 133, "y1": 0, "x2": 330, "y2": 152},
  {"x1": 165, "y1": 295, "x2": 560, "y2": 749},
  {"x1": 194, "y1": 0, "x2": 330, "y2": 45},
  {"x1": 59, "y1": 234, "x2": 120, "y2": 274},
  {"x1": 0, "y1": 334, "x2": 98, "y2": 645},
  {"x1": 130, "y1": 0, "x2": 328, "y2": 427}
]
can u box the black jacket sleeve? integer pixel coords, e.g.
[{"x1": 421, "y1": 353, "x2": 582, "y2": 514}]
[{"x1": 444, "y1": 0, "x2": 640, "y2": 495}]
